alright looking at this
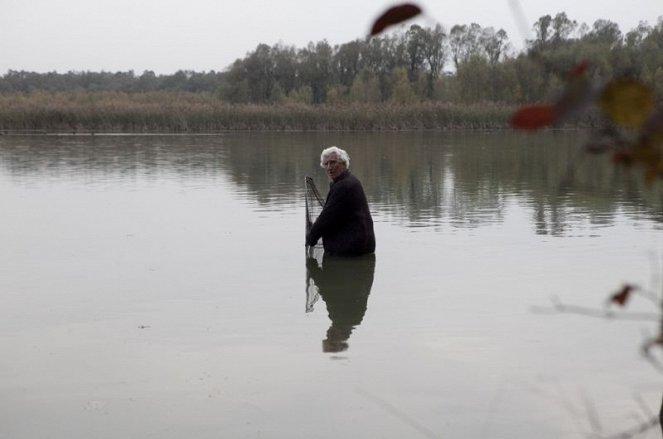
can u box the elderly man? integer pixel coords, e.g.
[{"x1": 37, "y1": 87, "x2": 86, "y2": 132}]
[{"x1": 306, "y1": 146, "x2": 376, "y2": 256}]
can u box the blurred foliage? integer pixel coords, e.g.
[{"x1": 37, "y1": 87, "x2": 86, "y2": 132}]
[
  {"x1": 509, "y1": 27, "x2": 663, "y2": 182},
  {"x1": 370, "y1": 3, "x2": 422, "y2": 36}
]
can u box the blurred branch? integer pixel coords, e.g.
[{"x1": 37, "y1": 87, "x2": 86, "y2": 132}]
[
  {"x1": 532, "y1": 289, "x2": 662, "y2": 438},
  {"x1": 591, "y1": 415, "x2": 659, "y2": 439},
  {"x1": 531, "y1": 296, "x2": 659, "y2": 322},
  {"x1": 642, "y1": 332, "x2": 663, "y2": 372},
  {"x1": 355, "y1": 387, "x2": 440, "y2": 439},
  {"x1": 582, "y1": 393, "x2": 660, "y2": 439}
]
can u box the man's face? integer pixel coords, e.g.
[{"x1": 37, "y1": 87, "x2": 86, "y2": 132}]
[{"x1": 322, "y1": 153, "x2": 346, "y2": 181}]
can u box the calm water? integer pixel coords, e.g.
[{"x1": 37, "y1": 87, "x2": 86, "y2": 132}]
[{"x1": 0, "y1": 132, "x2": 661, "y2": 439}]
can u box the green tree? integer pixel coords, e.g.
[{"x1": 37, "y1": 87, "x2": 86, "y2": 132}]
[
  {"x1": 404, "y1": 25, "x2": 428, "y2": 82},
  {"x1": 449, "y1": 23, "x2": 483, "y2": 69},
  {"x1": 480, "y1": 27, "x2": 509, "y2": 64},
  {"x1": 136, "y1": 70, "x2": 158, "y2": 92},
  {"x1": 532, "y1": 14, "x2": 553, "y2": 48},
  {"x1": 389, "y1": 66, "x2": 417, "y2": 104},
  {"x1": 326, "y1": 84, "x2": 349, "y2": 105},
  {"x1": 362, "y1": 33, "x2": 407, "y2": 100},
  {"x1": 551, "y1": 12, "x2": 578, "y2": 45},
  {"x1": 421, "y1": 24, "x2": 449, "y2": 97},
  {"x1": 455, "y1": 55, "x2": 492, "y2": 102},
  {"x1": 349, "y1": 69, "x2": 381, "y2": 103},
  {"x1": 640, "y1": 18, "x2": 663, "y2": 86},
  {"x1": 287, "y1": 85, "x2": 313, "y2": 104},
  {"x1": 244, "y1": 43, "x2": 276, "y2": 102},
  {"x1": 272, "y1": 44, "x2": 299, "y2": 97},
  {"x1": 298, "y1": 40, "x2": 335, "y2": 104},
  {"x1": 334, "y1": 40, "x2": 363, "y2": 88},
  {"x1": 583, "y1": 19, "x2": 623, "y2": 47}
]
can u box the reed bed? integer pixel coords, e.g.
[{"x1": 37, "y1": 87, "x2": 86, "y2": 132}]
[{"x1": 0, "y1": 91, "x2": 518, "y2": 133}]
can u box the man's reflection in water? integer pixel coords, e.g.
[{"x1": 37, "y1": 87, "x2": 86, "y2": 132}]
[{"x1": 306, "y1": 253, "x2": 376, "y2": 353}]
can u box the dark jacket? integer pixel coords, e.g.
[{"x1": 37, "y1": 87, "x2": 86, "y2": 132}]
[{"x1": 306, "y1": 170, "x2": 376, "y2": 256}]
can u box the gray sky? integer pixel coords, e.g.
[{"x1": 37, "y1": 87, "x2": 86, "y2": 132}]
[{"x1": 1, "y1": 0, "x2": 660, "y2": 74}]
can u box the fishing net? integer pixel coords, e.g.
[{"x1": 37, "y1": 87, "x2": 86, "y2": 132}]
[
  {"x1": 305, "y1": 276, "x2": 321, "y2": 313},
  {"x1": 305, "y1": 176, "x2": 325, "y2": 312},
  {"x1": 305, "y1": 176, "x2": 325, "y2": 242}
]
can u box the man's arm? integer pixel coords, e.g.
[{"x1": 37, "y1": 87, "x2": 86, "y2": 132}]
[{"x1": 306, "y1": 184, "x2": 350, "y2": 246}]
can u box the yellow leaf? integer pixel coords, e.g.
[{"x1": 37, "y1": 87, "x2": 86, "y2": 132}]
[{"x1": 600, "y1": 79, "x2": 655, "y2": 128}]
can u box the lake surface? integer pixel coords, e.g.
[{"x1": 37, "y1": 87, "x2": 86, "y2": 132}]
[{"x1": 0, "y1": 132, "x2": 661, "y2": 439}]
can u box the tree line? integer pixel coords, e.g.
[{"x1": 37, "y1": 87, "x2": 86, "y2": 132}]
[
  {"x1": 0, "y1": 70, "x2": 225, "y2": 94},
  {"x1": 1, "y1": 13, "x2": 662, "y2": 105}
]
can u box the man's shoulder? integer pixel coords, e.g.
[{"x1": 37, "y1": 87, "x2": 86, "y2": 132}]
[{"x1": 335, "y1": 171, "x2": 361, "y2": 188}]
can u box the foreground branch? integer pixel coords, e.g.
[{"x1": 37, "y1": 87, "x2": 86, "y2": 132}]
[{"x1": 531, "y1": 296, "x2": 659, "y2": 322}]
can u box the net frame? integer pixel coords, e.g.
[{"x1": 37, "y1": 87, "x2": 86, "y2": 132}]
[
  {"x1": 305, "y1": 176, "x2": 325, "y2": 312},
  {"x1": 305, "y1": 176, "x2": 325, "y2": 233}
]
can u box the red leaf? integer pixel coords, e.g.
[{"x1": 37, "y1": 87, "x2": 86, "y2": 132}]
[
  {"x1": 551, "y1": 73, "x2": 598, "y2": 125},
  {"x1": 566, "y1": 60, "x2": 590, "y2": 80},
  {"x1": 611, "y1": 150, "x2": 633, "y2": 165},
  {"x1": 370, "y1": 3, "x2": 422, "y2": 36},
  {"x1": 610, "y1": 285, "x2": 634, "y2": 306},
  {"x1": 510, "y1": 105, "x2": 554, "y2": 130}
]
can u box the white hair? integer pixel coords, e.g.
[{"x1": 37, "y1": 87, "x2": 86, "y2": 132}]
[{"x1": 320, "y1": 146, "x2": 350, "y2": 168}]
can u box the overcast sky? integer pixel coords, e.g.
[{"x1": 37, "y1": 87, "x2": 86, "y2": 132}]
[{"x1": 1, "y1": 0, "x2": 660, "y2": 74}]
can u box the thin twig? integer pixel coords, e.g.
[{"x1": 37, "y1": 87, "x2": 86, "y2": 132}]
[
  {"x1": 531, "y1": 296, "x2": 659, "y2": 322},
  {"x1": 582, "y1": 391, "x2": 604, "y2": 434},
  {"x1": 641, "y1": 335, "x2": 663, "y2": 373},
  {"x1": 355, "y1": 387, "x2": 440, "y2": 439},
  {"x1": 593, "y1": 415, "x2": 659, "y2": 439},
  {"x1": 634, "y1": 394, "x2": 656, "y2": 419}
]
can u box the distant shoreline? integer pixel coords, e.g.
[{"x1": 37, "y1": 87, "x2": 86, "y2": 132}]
[
  {"x1": 0, "y1": 91, "x2": 596, "y2": 133},
  {"x1": 0, "y1": 128, "x2": 523, "y2": 136}
]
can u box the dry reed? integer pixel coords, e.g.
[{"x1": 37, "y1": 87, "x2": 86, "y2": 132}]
[{"x1": 0, "y1": 91, "x2": 517, "y2": 133}]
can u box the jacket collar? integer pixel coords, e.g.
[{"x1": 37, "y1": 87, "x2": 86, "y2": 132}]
[{"x1": 331, "y1": 169, "x2": 350, "y2": 185}]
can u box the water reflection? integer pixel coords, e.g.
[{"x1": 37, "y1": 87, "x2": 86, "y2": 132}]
[
  {"x1": 305, "y1": 252, "x2": 376, "y2": 353},
  {"x1": 1, "y1": 132, "x2": 662, "y2": 232},
  {"x1": 0, "y1": 135, "x2": 229, "y2": 188},
  {"x1": 220, "y1": 132, "x2": 663, "y2": 232},
  {"x1": 1, "y1": 134, "x2": 661, "y2": 438}
]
